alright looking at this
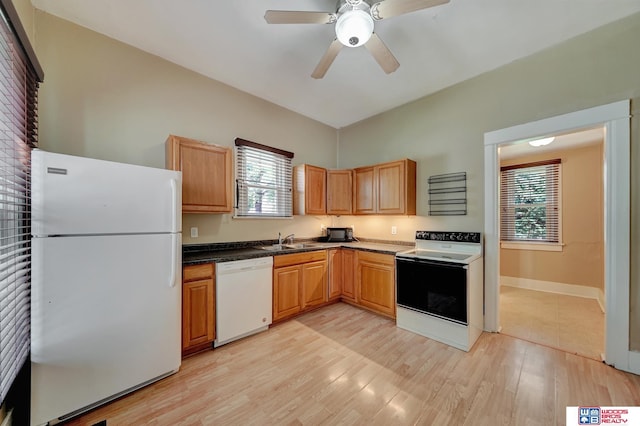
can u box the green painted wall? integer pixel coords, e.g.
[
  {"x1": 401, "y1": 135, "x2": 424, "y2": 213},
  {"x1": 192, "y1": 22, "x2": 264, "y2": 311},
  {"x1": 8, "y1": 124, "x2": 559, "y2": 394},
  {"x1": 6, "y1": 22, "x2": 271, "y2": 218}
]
[{"x1": 337, "y1": 12, "x2": 640, "y2": 349}]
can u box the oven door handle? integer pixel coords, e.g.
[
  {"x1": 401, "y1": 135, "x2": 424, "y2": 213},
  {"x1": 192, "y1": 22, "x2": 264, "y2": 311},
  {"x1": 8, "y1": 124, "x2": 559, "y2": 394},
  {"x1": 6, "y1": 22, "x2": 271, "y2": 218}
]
[{"x1": 396, "y1": 257, "x2": 468, "y2": 269}]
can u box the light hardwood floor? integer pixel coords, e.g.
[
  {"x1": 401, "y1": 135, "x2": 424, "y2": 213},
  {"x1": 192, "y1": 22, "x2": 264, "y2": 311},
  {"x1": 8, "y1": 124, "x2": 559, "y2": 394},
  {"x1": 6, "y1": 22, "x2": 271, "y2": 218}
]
[
  {"x1": 500, "y1": 286, "x2": 604, "y2": 360},
  {"x1": 67, "y1": 303, "x2": 639, "y2": 426}
]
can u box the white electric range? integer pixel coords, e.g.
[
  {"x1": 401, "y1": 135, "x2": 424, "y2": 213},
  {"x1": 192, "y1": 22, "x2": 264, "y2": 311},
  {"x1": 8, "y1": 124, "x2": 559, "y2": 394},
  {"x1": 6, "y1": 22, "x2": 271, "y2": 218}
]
[{"x1": 395, "y1": 231, "x2": 484, "y2": 351}]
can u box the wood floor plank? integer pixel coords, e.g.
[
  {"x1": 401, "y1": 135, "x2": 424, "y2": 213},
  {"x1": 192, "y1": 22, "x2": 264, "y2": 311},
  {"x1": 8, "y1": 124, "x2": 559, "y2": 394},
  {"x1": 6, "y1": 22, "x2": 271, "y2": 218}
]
[
  {"x1": 500, "y1": 286, "x2": 604, "y2": 360},
  {"x1": 65, "y1": 303, "x2": 640, "y2": 426}
]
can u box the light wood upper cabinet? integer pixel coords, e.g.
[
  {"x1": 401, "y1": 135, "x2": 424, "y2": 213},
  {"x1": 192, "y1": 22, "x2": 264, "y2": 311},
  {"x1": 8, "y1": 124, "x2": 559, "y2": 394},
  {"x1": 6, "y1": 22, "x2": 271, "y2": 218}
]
[
  {"x1": 356, "y1": 251, "x2": 396, "y2": 318},
  {"x1": 166, "y1": 135, "x2": 233, "y2": 213},
  {"x1": 293, "y1": 164, "x2": 326, "y2": 215},
  {"x1": 353, "y1": 159, "x2": 416, "y2": 215},
  {"x1": 182, "y1": 263, "x2": 215, "y2": 356},
  {"x1": 353, "y1": 166, "x2": 376, "y2": 215},
  {"x1": 327, "y1": 170, "x2": 353, "y2": 215},
  {"x1": 378, "y1": 160, "x2": 416, "y2": 215}
]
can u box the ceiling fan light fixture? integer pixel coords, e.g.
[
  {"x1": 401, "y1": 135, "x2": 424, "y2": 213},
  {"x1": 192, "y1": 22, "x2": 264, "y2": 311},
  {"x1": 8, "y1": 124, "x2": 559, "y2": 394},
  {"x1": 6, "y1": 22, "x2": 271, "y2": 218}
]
[
  {"x1": 528, "y1": 137, "x2": 555, "y2": 147},
  {"x1": 335, "y1": 9, "x2": 374, "y2": 47}
]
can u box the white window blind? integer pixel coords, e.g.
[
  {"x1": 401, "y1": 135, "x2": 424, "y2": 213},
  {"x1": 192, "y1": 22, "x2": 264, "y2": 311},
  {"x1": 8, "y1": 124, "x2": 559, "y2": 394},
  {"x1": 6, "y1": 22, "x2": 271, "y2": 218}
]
[
  {"x1": 500, "y1": 159, "x2": 560, "y2": 243},
  {"x1": 234, "y1": 138, "x2": 293, "y2": 218},
  {"x1": 0, "y1": 0, "x2": 43, "y2": 405}
]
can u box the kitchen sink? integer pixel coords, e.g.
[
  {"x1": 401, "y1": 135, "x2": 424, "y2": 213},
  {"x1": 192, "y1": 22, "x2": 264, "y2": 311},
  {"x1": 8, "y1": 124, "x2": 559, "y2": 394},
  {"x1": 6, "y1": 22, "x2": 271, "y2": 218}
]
[
  {"x1": 254, "y1": 243, "x2": 325, "y2": 251},
  {"x1": 254, "y1": 244, "x2": 286, "y2": 251},
  {"x1": 284, "y1": 243, "x2": 325, "y2": 249}
]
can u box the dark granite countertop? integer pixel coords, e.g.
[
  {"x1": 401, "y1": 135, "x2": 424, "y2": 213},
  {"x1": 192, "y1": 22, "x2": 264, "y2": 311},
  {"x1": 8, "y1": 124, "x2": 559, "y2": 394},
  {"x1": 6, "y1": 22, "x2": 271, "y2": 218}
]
[{"x1": 182, "y1": 239, "x2": 413, "y2": 265}]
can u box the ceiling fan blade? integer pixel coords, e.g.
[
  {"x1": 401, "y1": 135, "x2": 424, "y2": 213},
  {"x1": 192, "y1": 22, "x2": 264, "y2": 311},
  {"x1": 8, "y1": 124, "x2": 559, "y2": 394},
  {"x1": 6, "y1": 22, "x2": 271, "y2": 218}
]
[
  {"x1": 364, "y1": 33, "x2": 400, "y2": 74},
  {"x1": 371, "y1": 0, "x2": 450, "y2": 20},
  {"x1": 311, "y1": 39, "x2": 343, "y2": 79},
  {"x1": 264, "y1": 10, "x2": 336, "y2": 24}
]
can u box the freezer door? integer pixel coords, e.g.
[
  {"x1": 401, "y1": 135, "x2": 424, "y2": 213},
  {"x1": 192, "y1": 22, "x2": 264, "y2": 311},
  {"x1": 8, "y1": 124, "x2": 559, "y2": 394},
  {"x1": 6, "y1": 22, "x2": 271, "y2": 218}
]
[
  {"x1": 30, "y1": 233, "x2": 181, "y2": 425},
  {"x1": 32, "y1": 150, "x2": 181, "y2": 235}
]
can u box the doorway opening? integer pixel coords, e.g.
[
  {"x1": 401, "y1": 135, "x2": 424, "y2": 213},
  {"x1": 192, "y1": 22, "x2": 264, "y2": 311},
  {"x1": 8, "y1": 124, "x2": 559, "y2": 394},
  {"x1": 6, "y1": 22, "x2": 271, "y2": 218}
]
[
  {"x1": 497, "y1": 127, "x2": 605, "y2": 360},
  {"x1": 483, "y1": 100, "x2": 632, "y2": 372}
]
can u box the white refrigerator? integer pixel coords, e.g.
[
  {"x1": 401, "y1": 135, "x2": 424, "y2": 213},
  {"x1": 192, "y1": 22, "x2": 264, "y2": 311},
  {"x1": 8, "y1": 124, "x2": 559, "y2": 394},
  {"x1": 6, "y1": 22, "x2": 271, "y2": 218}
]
[{"x1": 30, "y1": 150, "x2": 182, "y2": 425}]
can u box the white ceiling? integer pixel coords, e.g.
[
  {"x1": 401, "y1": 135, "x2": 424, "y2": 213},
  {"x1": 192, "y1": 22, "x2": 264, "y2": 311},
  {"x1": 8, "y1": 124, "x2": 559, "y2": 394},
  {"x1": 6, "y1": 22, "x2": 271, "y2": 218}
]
[
  {"x1": 499, "y1": 127, "x2": 604, "y2": 159},
  {"x1": 31, "y1": 0, "x2": 640, "y2": 129}
]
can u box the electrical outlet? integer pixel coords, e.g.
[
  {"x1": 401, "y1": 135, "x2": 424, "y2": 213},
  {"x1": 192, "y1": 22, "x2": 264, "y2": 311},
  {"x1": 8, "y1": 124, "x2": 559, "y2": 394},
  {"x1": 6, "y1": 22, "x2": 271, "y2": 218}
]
[
  {"x1": 321, "y1": 224, "x2": 326, "y2": 233},
  {"x1": 391, "y1": 226, "x2": 397, "y2": 235},
  {"x1": 350, "y1": 224, "x2": 355, "y2": 232},
  {"x1": 190, "y1": 227, "x2": 198, "y2": 238}
]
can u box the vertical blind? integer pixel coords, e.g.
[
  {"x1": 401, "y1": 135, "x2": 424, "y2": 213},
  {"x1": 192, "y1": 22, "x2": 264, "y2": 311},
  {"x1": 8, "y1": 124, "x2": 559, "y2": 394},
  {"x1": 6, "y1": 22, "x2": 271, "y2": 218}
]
[
  {"x1": 500, "y1": 159, "x2": 561, "y2": 243},
  {"x1": 234, "y1": 138, "x2": 293, "y2": 218},
  {"x1": 0, "y1": 0, "x2": 42, "y2": 404}
]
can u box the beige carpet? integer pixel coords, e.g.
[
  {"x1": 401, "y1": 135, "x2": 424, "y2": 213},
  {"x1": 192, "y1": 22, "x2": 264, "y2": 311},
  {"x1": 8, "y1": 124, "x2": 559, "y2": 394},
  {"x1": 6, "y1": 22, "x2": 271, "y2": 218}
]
[{"x1": 499, "y1": 286, "x2": 604, "y2": 360}]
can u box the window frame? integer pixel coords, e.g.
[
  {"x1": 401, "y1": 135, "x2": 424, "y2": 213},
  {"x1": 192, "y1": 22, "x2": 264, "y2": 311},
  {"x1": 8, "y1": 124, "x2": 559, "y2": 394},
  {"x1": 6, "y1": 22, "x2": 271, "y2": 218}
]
[
  {"x1": 0, "y1": 0, "x2": 43, "y2": 409},
  {"x1": 233, "y1": 138, "x2": 294, "y2": 219},
  {"x1": 499, "y1": 159, "x2": 562, "y2": 251}
]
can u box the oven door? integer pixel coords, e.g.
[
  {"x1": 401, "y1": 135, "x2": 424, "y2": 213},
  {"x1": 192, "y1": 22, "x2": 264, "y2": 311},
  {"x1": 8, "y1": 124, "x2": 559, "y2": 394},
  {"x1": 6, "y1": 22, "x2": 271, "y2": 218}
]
[{"x1": 396, "y1": 257, "x2": 468, "y2": 324}]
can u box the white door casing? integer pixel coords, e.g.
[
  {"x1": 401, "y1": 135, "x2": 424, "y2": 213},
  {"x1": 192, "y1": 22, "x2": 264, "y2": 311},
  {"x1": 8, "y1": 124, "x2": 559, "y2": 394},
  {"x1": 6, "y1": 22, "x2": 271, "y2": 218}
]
[{"x1": 483, "y1": 100, "x2": 632, "y2": 373}]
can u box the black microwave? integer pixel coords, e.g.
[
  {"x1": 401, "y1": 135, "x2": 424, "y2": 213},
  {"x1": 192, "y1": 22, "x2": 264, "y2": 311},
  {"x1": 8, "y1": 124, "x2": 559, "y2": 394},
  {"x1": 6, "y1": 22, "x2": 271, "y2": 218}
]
[{"x1": 326, "y1": 227, "x2": 354, "y2": 242}]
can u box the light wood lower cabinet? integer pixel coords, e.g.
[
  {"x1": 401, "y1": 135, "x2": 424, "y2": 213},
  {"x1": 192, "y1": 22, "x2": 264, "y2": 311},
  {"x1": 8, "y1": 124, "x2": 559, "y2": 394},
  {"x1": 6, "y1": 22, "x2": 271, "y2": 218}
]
[
  {"x1": 273, "y1": 265, "x2": 302, "y2": 320},
  {"x1": 329, "y1": 248, "x2": 357, "y2": 302},
  {"x1": 302, "y1": 261, "x2": 328, "y2": 309},
  {"x1": 328, "y1": 249, "x2": 342, "y2": 300},
  {"x1": 182, "y1": 263, "x2": 215, "y2": 356},
  {"x1": 273, "y1": 251, "x2": 327, "y2": 321},
  {"x1": 356, "y1": 251, "x2": 396, "y2": 318},
  {"x1": 273, "y1": 248, "x2": 396, "y2": 323},
  {"x1": 341, "y1": 249, "x2": 357, "y2": 302}
]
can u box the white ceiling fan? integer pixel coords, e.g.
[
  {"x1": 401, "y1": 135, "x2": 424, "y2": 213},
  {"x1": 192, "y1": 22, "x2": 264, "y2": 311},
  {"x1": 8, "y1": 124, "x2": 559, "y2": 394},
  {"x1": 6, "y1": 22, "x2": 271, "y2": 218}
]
[{"x1": 264, "y1": 0, "x2": 450, "y2": 79}]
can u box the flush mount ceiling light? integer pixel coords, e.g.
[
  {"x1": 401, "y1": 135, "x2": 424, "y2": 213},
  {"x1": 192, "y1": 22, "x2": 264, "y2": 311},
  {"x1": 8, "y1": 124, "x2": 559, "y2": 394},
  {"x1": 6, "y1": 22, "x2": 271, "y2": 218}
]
[
  {"x1": 335, "y1": 9, "x2": 374, "y2": 47},
  {"x1": 528, "y1": 136, "x2": 555, "y2": 147}
]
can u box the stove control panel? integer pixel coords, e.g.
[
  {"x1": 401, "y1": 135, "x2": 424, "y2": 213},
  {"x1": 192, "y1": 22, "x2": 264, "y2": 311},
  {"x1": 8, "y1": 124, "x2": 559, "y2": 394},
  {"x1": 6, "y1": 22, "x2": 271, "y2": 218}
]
[{"x1": 415, "y1": 231, "x2": 481, "y2": 243}]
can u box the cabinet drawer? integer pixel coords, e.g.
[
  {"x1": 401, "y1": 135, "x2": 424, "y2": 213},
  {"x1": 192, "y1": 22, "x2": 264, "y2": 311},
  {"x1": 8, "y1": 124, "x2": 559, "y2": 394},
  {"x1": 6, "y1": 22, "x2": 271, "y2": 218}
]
[
  {"x1": 356, "y1": 251, "x2": 395, "y2": 266},
  {"x1": 274, "y1": 250, "x2": 327, "y2": 268},
  {"x1": 183, "y1": 263, "x2": 214, "y2": 282}
]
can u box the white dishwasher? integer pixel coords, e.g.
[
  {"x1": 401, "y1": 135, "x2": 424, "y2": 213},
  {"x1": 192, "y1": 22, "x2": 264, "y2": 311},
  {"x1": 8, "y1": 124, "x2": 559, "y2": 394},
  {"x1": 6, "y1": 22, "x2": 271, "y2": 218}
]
[{"x1": 215, "y1": 256, "x2": 273, "y2": 347}]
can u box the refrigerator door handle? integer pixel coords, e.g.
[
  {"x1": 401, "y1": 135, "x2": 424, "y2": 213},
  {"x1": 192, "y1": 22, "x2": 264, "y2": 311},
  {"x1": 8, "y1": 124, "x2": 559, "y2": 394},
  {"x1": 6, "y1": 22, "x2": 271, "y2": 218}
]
[
  {"x1": 169, "y1": 233, "x2": 177, "y2": 288},
  {"x1": 170, "y1": 178, "x2": 178, "y2": 233}
]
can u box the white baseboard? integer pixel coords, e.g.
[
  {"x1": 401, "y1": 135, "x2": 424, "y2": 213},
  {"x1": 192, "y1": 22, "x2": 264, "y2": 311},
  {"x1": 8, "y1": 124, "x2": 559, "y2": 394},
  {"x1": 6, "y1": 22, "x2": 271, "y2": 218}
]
[
  {"x1": 501, "y1": 276, "x2": 605, "y2": 313},
  {"x1": 628, "y1": 350, "x2": 640, "y2": 375}
]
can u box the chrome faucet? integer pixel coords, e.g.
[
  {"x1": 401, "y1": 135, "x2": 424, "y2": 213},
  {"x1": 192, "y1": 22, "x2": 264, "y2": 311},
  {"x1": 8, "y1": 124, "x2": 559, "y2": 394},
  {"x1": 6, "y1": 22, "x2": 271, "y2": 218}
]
[{"x1": 278, "y1": 233, "x2": 295, "y2": 245}]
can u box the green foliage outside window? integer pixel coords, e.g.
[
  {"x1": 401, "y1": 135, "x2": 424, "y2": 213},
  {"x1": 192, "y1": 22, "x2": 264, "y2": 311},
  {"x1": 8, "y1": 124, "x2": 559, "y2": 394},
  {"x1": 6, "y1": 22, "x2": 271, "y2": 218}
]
[{"x1": 513, "y1": 169, "x2": 547, "y2": 240}]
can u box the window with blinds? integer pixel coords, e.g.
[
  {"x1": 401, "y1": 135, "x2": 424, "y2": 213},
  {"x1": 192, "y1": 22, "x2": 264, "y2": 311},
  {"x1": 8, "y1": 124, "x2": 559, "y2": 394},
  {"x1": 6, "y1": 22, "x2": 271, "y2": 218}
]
[
  {"x1": 500, "y1": 159, "x2": 561, "y2": 243},
  {"x1": 234, "y1": 138, "x2": 293, "y2": 218},
  {"x1": 0, "y1": 0, "x2": 43, "y2": 406}
]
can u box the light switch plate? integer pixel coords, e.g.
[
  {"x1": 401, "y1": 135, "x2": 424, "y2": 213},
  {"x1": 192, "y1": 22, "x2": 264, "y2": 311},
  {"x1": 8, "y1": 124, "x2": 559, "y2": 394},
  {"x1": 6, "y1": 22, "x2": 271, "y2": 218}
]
[
  {"x1": 190, "y1": 227, "x2": 198, "y2": 238},
  {"x1": 391, "y1": 226, "x2": 397, "y2": 235}
]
